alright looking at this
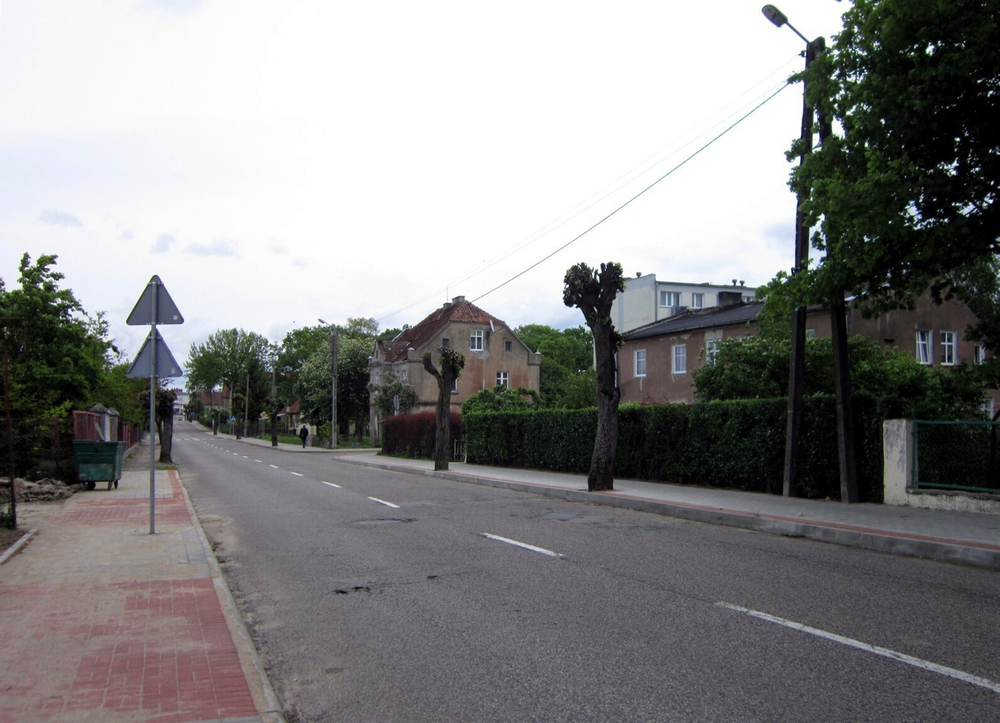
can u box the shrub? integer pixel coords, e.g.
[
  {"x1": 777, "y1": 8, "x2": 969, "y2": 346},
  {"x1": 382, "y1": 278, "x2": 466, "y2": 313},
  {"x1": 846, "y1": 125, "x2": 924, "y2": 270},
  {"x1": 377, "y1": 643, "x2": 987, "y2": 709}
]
[{"x1": 383, "y1": 409, "x2": 464, "y2": 459}]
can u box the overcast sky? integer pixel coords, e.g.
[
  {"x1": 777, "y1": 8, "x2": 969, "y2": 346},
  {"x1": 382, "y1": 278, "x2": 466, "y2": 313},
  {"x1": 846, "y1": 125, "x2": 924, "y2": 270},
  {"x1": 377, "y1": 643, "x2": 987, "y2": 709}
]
[{"x1": 0, "y1": 0, "x2": 847, "y2": 376}]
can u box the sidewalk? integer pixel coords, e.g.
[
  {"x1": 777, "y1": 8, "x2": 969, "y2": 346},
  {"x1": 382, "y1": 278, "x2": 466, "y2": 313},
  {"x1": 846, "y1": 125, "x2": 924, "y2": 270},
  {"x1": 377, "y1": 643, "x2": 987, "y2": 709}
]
[
  {"x1": 219, "y1": 430, "x2": 1000, "y2": 569},
  {"x1": 0, "y1": 459, "x2": 285, "y2": 723}
]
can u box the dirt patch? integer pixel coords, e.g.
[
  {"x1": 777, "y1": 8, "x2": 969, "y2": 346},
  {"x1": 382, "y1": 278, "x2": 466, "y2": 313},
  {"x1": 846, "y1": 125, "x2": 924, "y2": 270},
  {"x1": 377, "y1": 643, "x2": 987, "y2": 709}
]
[{"x1": 0, "y1": 526, "x2": 26, "y2": 557}]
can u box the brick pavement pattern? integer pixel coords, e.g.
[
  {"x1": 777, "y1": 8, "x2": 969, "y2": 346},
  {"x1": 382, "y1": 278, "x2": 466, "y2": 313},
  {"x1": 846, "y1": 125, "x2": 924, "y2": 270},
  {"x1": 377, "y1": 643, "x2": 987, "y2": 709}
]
[{"x1": 0, "y1": 469, "x2": 262, "y2": 723}]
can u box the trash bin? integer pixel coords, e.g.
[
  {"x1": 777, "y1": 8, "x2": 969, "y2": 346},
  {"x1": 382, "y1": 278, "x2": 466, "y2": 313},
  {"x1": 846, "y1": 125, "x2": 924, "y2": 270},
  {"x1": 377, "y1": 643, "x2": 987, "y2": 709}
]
[{"x1": 73, "y1": 440, "x2": 124, "y2": 490}]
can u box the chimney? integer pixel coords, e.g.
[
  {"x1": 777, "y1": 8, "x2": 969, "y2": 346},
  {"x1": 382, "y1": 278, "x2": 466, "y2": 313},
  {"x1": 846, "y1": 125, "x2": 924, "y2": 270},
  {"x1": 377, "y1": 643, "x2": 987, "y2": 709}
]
[{"x1": 452, "y1": 295, "x2": 465, "y2": 304}]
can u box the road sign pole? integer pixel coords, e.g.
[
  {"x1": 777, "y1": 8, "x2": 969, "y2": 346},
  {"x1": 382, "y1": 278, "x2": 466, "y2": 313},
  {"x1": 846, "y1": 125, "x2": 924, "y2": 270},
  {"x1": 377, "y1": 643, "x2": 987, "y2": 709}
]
[{"x1": 149, "y1": 280, "x2": 158, "y2": 534}]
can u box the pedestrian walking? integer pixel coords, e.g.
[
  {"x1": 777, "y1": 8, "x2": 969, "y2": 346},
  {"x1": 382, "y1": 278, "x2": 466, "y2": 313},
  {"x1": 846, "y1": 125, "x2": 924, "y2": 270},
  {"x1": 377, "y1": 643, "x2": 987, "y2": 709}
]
[{"x1": 299, "y1": 425, "x2": 309, "y2": 448}]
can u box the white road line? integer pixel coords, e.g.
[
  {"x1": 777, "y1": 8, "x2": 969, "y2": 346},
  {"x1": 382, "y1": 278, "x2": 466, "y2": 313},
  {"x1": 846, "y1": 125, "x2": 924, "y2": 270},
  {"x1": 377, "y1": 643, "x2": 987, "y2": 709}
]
[
  {"x1": 717, "y1": 602, "x2": 1000, "y2": 694},
  {"x1": 368, "y1": 497, "x2": 400, "y2": 509},
  {"x1": 254, "y1": 460, "x2": 263, "y2": 463},
  {"x1": 269, "y1": 464, "x2": 280, "y2": 469},
  {"x1": 481, "y1": 533, "x2": 563, "y2": 558},
  {"x1": 242, "y1": 455, "x2": 249, "y2": 459},
  {"x1": 322, "y1": 482, "x2": 342, "y2": 489},
  {"x1": 291, "y1": 472, "x2": 304, "y2": 477}
]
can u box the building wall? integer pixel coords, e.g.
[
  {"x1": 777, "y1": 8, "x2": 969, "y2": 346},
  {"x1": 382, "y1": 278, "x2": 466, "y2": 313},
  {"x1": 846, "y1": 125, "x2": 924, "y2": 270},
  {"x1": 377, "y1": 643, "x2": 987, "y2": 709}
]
[{"x1": 611, "y1": 273, "x2": 756, "y2": 333}]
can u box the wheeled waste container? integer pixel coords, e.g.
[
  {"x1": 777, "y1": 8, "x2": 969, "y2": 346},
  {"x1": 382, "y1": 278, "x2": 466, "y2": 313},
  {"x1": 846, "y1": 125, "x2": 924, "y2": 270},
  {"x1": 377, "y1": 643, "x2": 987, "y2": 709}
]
[{"x1": 73, "y1": 440, "x2": 125, "y2": 490}]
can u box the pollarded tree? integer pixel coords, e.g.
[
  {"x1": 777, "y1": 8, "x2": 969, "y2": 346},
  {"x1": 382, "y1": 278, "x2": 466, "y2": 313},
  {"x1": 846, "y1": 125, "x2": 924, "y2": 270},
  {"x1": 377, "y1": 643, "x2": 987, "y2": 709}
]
[
  {"x1": 563, "y1": 262, "x2": 625, "y2": 491},
  {"x1": 422, "y1": 347, "x2": 465, "y2": 471}
]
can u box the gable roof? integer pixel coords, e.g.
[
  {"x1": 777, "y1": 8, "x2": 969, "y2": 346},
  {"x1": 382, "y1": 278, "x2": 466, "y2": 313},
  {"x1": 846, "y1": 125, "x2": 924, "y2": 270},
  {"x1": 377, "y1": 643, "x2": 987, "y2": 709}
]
[
  {"x1": 378, "y1": 297, "x2": 508, "y2": 362},
  {"x1": 623, "y1": 302, "x2": 764, "y2": 341}
]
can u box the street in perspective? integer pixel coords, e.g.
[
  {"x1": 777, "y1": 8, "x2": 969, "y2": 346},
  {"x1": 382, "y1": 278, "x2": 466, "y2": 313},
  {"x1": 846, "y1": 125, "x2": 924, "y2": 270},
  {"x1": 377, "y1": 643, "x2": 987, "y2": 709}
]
[{"x1": 171, "y1": 426, "x2": 998, "y2": 722}]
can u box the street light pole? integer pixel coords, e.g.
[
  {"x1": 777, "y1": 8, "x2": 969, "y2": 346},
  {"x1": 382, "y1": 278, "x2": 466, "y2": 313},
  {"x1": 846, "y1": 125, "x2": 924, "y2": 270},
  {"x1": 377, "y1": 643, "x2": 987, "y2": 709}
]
[
  {"x1": 762, "y1": 5, "x2": 820, "y2": 498},
  {"x1": 764, "y1": 5, "x2": 858, "y2": 502}
]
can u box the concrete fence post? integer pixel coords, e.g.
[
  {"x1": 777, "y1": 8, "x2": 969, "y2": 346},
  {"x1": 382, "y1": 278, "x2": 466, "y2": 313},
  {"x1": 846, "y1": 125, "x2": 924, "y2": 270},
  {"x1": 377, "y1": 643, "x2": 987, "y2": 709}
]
[{"x1": 883, "y1": 418, "x2": 914, "y2": 506}]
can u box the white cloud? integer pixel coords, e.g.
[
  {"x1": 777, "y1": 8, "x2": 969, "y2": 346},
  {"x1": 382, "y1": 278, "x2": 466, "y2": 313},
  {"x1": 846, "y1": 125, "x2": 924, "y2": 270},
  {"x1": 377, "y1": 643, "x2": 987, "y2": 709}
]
[
  {"x1": 151, "y1": 233, "x2": 176, "y2": 254},
  {"x1": 185, "y1": 238, "x2": 238, "y2": 258},
  {"x1": 39, "y1": 209, "x2": 82, "y2": 228}
]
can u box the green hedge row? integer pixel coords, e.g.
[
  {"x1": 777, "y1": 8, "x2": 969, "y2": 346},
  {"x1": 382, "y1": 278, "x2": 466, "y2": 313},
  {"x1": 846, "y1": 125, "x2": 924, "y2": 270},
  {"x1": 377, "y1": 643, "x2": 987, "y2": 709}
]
[{"x1": 465, "y1": 396, "x2": 886, "y2": 502}]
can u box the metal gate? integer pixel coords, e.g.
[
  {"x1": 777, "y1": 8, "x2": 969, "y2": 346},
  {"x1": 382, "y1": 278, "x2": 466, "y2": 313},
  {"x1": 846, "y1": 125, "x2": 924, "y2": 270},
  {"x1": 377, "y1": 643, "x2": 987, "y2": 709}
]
[{"x1": 914, "y1": 420, "x2": 1000, "y2": 494}]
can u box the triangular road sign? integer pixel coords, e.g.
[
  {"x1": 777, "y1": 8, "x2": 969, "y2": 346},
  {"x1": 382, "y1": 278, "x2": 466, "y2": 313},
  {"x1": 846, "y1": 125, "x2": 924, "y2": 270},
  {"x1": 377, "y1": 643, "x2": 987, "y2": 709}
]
[
  {"x1": 127, "y1": 275, "x2": 184, "y2": 325},
  {"x1": 127, "y1": 329, "x2": 184, "y2": 378}
]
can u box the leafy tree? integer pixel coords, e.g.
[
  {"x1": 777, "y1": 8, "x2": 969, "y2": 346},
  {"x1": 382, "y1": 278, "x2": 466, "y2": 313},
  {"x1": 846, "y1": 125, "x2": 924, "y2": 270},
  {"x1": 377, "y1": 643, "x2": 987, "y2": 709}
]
[
  {"x1": 0, "y1": 255, "x2": 117, "y2": 477},
  {"x1": 563, "y1": 261, "x2": 625, "y2": 491},
  {"x1": 422, "y1": 347, "x2": 465, "y2": 471},
  {"x1": 694, "y1": 327, "x2": 986, "y2": 421},
  {"x1": 275, "y1": 326, "x2": 329, "y2": 400},
  {"x1": 513, "y1": 324, "x2": 593, "y2": 407},
  {"x1": 786, "y1": 0, "x2": 1000, "y2": 318},
  {"x1": 462, "y1": 386, "x2": 540, "y2": 414},
  {"x1": 370, "y1": 371, "x2": 419, "y2": 418},
  {"x1": 140, "y1": 384, "x2": 177, "y2": 463},
  {"x1": 185, "y1": 329, "x2": 271, "y2": 438}
]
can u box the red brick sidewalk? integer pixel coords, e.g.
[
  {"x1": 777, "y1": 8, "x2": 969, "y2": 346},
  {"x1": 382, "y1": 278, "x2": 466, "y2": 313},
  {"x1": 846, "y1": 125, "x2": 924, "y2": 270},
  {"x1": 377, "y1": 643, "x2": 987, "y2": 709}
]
[{"x1": 0, "y1": 469, "x2": 277, "y2": 723}]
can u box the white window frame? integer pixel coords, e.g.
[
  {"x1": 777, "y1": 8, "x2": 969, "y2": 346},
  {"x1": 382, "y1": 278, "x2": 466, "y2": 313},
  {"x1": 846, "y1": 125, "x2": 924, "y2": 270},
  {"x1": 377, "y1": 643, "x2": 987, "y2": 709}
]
[
  {"x1": 470, "y1": 329, "x2": 484, "y2": 351},
  {"x1": 976, "y1": 343, "x2": 987, "y2": 365},
  {"x1": 984, "y1": 397, "x2": 995, "y2": 419},
  {"x1": 634, "y1": 349, "x2": 646, "y2": 378},
  {"x1": 659, "y1": 291, "x2": 680, "y2": 308},
  {"x1": 940, "y1": 331, "x2": 957, "y2": 366},
  {"x1": 496, "y1": 371, "x2": 509, "y2": 388},
  {"x1": 672, "y1": 343, "x2": 687, "y2": 374},
  {"x1": 705, "y1": 339, "x2": 719, "y2": 364},
  {"x1": 691, "y1": 293, "x2": 704, "y2": 309},
  {"x1": 916, "y1": 330, "x2": 932, "y2": 365}
]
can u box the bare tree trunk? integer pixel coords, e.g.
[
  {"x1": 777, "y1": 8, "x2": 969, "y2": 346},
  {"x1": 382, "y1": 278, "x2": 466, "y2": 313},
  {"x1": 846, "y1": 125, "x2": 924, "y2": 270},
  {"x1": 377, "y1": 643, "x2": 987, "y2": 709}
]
[
  {"x1": 423, "y1": 348, "x2": 465, "y2": 472},
  {"x1": 588, "y1": 321, "x2": 620, "y2": 491},
  {"x1": 159, "y1": 413, "x2": 174, "y2": 463}
]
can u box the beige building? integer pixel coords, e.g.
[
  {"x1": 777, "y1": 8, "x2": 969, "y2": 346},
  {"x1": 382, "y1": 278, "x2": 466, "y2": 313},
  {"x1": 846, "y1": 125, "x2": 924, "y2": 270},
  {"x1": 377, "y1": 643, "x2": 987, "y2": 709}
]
[{"x1": 369, "y1": 296, "x2": 541, "y2": 435}]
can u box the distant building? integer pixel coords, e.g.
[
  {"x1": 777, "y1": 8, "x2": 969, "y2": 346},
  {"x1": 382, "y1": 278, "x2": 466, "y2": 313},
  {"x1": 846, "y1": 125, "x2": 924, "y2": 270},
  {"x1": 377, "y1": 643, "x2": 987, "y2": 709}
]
[
  {"x1": 369, "y1": 296, "x2": 541, "y2": 437},
  {"x1": 611, "y1": 272, "x2": 756, "y2": 334},
  {"x1": 619, "y1": 293, "x2": 996, "y2": 411}
]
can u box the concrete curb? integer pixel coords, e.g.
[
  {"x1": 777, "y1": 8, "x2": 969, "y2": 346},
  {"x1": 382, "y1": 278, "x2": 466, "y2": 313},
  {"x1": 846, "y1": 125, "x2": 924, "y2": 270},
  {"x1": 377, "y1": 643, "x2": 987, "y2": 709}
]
[
  {"x1": 335, "y1": 456, "x2": 1000, "y2": 571},
  {"x1": 173, "y1": 468, "x2": 289, "y2": 723},
  {"x1": 0, "y1": 528, "x2": 37, "y2": 566}
]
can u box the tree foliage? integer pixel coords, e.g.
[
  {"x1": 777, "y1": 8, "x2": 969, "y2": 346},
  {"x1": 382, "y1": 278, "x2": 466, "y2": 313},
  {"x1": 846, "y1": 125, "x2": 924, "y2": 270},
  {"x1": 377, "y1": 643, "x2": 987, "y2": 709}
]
[
  {"x1": 787, "y1": 0, "x2": 1000, "y2": 315},
  {"x1": 563, "y1": 261, "x2": 625, "y2": 491},
  {"x1": 462, "y1": 385, "x2": 540, "y2": 414},
  {"x1": 513, "y1": 324, "x2": 593, "y2": 407},
  {"x1": 370, "y1": 371, "x2": 419, "y2": 417}
]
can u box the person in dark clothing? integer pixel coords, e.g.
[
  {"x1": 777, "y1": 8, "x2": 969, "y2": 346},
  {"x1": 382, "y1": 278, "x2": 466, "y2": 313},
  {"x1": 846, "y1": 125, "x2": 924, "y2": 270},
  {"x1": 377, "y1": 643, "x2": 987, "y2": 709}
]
[{"x1": 299, "y1": 426, "x2": 309, "y2": 448}]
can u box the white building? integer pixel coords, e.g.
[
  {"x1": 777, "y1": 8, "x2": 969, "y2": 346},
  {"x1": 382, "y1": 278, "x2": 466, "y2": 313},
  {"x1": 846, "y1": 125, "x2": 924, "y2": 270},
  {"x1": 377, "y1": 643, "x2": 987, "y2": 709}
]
[{"x1": 611, "y1": 273, "x2": 756, "y2": 333}]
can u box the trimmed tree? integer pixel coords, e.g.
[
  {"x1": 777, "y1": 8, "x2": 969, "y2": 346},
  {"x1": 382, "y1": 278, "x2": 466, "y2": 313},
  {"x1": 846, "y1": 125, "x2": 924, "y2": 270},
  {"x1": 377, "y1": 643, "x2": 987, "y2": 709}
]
[
  {"x1": 563, "y1": 261, "x2": 625, "y2": 491},
  {"x1": 421, "y1": 347, "x2": 465, "y2": 471}
]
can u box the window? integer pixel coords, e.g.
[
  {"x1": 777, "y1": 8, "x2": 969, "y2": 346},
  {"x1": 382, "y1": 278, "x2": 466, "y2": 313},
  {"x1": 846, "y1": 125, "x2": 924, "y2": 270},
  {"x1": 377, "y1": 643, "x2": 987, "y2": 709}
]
[
  {"x1": 976, "y1": 343, "x2": 987, "y2": 365},
  {"x1": 451, "y1": 376, "x2": 459, "y2": 393},
  {"x1": 442, "y1": 337, "x2": 450, "y2": 348},
  {"x1": 940, "y1": 331, "x2": 957, "y2": 365},
  {"x1": 985, "y1": 397, "x2": 995, "y2": 420},
  {"x1": 705, "y1": 339, "x2": 719, "y2": 364},
  {"x1": 496, "y1": 371, "x2": 509, "y2": 388},
  {"x1": 691, "y1": 293, "x2": 704, "y2": 309},
  {"x1": 672, "y1": 344, "x2": 687, "y2": 374},
  {"x1": 916, "y1": 330, "x2": 932, "y2": 364},
  {"x1": 505, "y1": 340, "x2": 512, "y2": 352},
  {"x1": 634, "y1": 349, "x2": 647, "y2": 378},
  {"x1": 660, "y1": 291, "x2": 680, "y2": 307},
  {"x1": 470, "y1": 330, "x2": 483, "y2": 351}
]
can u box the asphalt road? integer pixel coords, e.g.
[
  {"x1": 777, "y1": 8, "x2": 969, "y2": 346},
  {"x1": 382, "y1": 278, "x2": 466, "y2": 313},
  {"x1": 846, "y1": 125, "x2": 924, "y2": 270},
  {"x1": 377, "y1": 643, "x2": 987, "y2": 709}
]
[{"x1": 173, "y1": 425, "x2": 1000, "y2": 723}]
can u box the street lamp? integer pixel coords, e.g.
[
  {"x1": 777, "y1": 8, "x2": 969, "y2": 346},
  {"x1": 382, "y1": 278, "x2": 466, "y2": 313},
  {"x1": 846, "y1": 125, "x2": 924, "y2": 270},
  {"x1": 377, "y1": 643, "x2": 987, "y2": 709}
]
[
  {"x1": 762, "y1": 5, "x2": 824, "y2": 498},
  {"x1": 763, "y1": 5, "x2": 858, "y2": 502},
  {"x1": 318, "y1": 319, "x2": 338, "y2": 450}
]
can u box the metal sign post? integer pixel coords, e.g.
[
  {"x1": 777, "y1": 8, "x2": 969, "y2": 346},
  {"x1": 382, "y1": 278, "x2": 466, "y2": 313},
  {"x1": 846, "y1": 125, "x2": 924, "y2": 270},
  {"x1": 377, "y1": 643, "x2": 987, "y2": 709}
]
[{"x1": 127, "y1": 276, "x2": 183, "y2": 534}]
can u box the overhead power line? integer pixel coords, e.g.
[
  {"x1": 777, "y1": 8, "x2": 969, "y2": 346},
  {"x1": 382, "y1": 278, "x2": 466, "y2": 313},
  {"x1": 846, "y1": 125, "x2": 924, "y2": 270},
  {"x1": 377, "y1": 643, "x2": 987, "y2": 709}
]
[{"x1": 470, "y1": 82, "x2": 791, "y2": 305}]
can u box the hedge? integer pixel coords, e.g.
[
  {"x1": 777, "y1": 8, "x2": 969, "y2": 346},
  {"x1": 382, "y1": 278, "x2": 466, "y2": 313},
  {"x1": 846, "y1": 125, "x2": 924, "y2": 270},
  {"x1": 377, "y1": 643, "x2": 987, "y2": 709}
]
[{"x1": 464, "y1": 396, "x2": 886, "y2": 502}]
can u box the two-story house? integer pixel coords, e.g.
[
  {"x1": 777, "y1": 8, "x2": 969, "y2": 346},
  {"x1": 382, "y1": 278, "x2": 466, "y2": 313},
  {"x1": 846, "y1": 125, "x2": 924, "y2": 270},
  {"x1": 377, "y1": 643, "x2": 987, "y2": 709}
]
[{"x1": 369, "y1": 296, "x2": 541, "y2": 436}]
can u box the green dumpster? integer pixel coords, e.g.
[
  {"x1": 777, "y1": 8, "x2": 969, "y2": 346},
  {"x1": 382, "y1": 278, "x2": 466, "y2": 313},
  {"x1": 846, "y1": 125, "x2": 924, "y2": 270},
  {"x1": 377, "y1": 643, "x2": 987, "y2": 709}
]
[{"x1": 73, "y1": 440, "x2": 124, "y2": 490}]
